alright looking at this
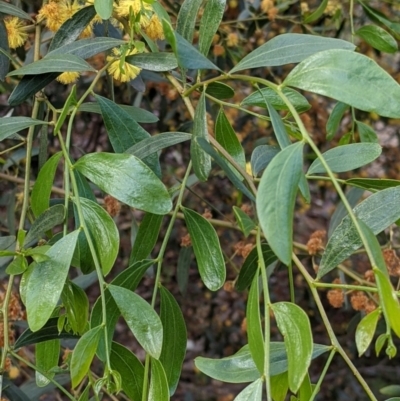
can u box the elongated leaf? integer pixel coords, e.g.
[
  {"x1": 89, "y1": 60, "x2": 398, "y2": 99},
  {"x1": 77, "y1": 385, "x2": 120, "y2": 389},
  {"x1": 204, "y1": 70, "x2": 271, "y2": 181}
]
[
  {"x1": 0, "y1": 1, "x2": 34, "y2": 21},
  {"x1": 95, "y1": 94, "x2": 160, "y2": 175},
  {"x1": 126, "y1": 52, "x2": 178, "y2": 71},
  {"x1": 230, "y1": 34, "x2": 355, "y2": 73},
  {"x1": 177, "y1": 246, "x2": 192, "y2": 295},
  {"x1": 204, "y1": 82, "x2": 235, "y2": 100},
  {"x1": 109, "y1": 285, "x2": 163, "y2": 358},
  {"x1": 326, "y1": 102, "x2": 349, "y2": 140},
  {"x1": 130, "y1": 213, "x2": 163, "y2": 264},
  {"x1": 14, "y1": 318, "x2": 79, "y2": 349},
  {"x1": 257, "y1": 142, "x2": 304, "y2": 265},
  {"x1": 270, "y1": 372, "x2": 289, "y2": 401},
  {"x1": 110, "y1": 342, "x2": 144, "y2": 401},
  {"x1": 35, "y1": 339, "x2": 59, "y2": 387},
  {"x1": 71, "y1": 325, "x2": 102, "y2": 388},
  {"x1": 236, "y1": 243, "x2": 277, "y2": 291},
  {"x1": 234, "y1": 379, "x2": 263, "y2": 401},
  {"x1": 54, "y1": 85, "x2": 77, "y2": 135},
  {"x1": 24, "y1": 205, "x2": 65, "y2": 246},
  {"x1": 215, "y1": 109, "x2": 246, "y2": 179},
  {"x1": 48, "y1": 6, "x2": 96, "y2": 52},
  {"x1": 162, "y1": 19, "x2": 177, "y2": 55},
  {"x1": 94, "y1": 0, "x2": 112, "y2": 19},
  {"x1": 284, "y1": 49, "x2": 400, "y2": 118},
  {"x1": 356, "y1": 25, "x2": 398, "y2": 53},
  {"x1": 356, "y1": 308, "x2": 381, "y2": 357},
  {"x1": 78, "y1": 102, "x2": 158, "y2": 123},
  {"x1": 31, "y1": 152, "x2": 63, "y2": 217},
  {"x1": 197, "y1": 137, "x2": 256, "y2": 201},
  {"x1": 233, "y1": 206, "x2": 255, "y2": 238},
  {"x1": 2, "y1": 377, "x2": 32, "y2": 401},
  {"x1": 126, "y1": 132, "x2": 192, "y2": 159},
  {"x1": 319, "y1": 186, "x2": 400, "y2": 277},
  {"x1": 160, "y1": 287, "x2": 187, "y2": 395},
  {"x1": 47, "y1": 37, "x2": 126, "y2": 59},
  {"x1": 247, "y1": 274, "x2": 264, "y2": 374},
  {"x1": 272, "y1": 302, "x2": 313, "y2": 393},
  {"x1": 298, "y1": 374, "x2": 313, "y2": 401},
  {"x1": 198, "y1": 0, "x2": 226, "y2": 55},
  {"x1": 241, "y1": 87, "x2": 311, "y2": 113},
  {"x1": 0, "y1": 117, "x2": 46, "y2": 142},
  {"x1": 346, "y1": 178, "x2": 400, "y2": 191},
  {"x1": 195, "y1": 343, "x2": 329, "y2": 383},
  {"x1": 303, "y1": 0, "x2": 328, "y2": 23},
  {"x1": 26, "y1": 230, "x2": 79, "y2": 331},
  {"x1": 0, "y1": 20, "x2": 10, "y2": 81},
  {"x1": 251, "y1": 145, "x2": 280, "y2": 177},
  {"x1": 308, "y1": 143, "x2": 382, "y2": 174},
  {"x1": 91, "y1": 260, "x2": 152, "y2": 361},
  {"x1": 359, "y1": 1, "x2": 400, "y2": 34},
  {"x1": 74, "y1": 152, "x2": 172, "y2": 214},
  {"x1": 182, "y1": 207, "x2": 226, "y2": 291},
  {"x1": 149, "y1": 358, "x2": 169, "y2": 401},
  {"x1": 176, "y1": 0, "x2": 203, "y2": 43},
  {"x1": 8, "y1": 55, "x2": 95, "y2": 77},
  {"x1": 77, "y1": 197, "x2": 119, "y2": 276},
  {"x1": 8, "y1": 72, "x2": 60, "y2": 106},
  {"x1": 356, "y1": 121, "x2": 378, "y2": 143},
  {"x1": 191, "y1": 91, "x2": 211, "y2": 181},
  {"x1": 176, "y1": 33, "x2": 220, "y2": 70}
]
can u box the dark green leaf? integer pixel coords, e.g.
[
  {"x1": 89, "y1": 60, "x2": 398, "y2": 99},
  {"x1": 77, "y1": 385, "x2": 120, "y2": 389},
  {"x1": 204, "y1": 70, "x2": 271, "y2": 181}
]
[
  {"x1": 176, "y1": 0, "x2": 203, "y2": 43},
  {"x1": 110, "y1": 342, "x2": 144, "y2": 401},
  {"x1": 247, "y1": 274, "x2": 264, "y2": 374},
  {"x1": 129, "y1": 213, "x2": 163, "y2": 264},
  {"x1": 359, "y1": 1, "x2": 400, "y2": 34},
  {"x1": 233, "y1": 206, "x2": 255, "y2": 238},
  {"x1": 356, "y1": 25, "x2": 398, "y2": 53},
  {"x1": 24, "y1": 205, "x2": 65, "y2": 246},
  {"x1": 355, "y1": 308, "x2": 381, "y2": 356},
  {"x1": 0, "y1": 117, "x2": 47, "y2": 142},
  {"x1": 95, "y1": 94, "x2": 160, "y2": 175},
  {"x1": 380, "y1": 386, "x2": 400, "y2": 397},
  {"x1": 77, "y1": 197, "x2": 119, "y2": 276},
  {"x1": 70, "y1": 325, "x2": 102, "y2": 388},
  {"x1": 47, "y1": 37, "x2": 126, "y2": 59},
  {"x1": 272, "y1": 302, "x2": 313, "y2": 393},
  {"x1": 109, "y1": 285, "x2": 163, "y2": 358},
  {"x1": 14, "y1": 318, "x2": 79, "y2": 349},
  {"x1": 74, "y1": 152, "x2": 172, "y2": 214},
  {"x1": 7, "y1": 55, "x2": 95, "y2": 76},
  {"x1": 126, "y1": 132, "x2": 192, "y2": 160},
  {"x1": 0, "y1": 1, "x2": 34, "y2": 21},
  {"x1": 177, "y1": 246, "x2": 192, "y2": 295},
  {"x1": 215, "y1": 109, "x2": 246, "y2": 179},
  {"x1": 326, "y1": 102, "x2": 349, "y2": 140},
  {"x1": 162, "y1": 19, "x2": 178, "y2": 55},
  {"x1": 235, "y1": 379, "x2": 263, "y2": 401},
  {"x1": 241, "y1": 87, "x2": 311, "y2": 113},
  {"x1": 0, "y1": 20, "x2": 10, "y2": 81},
  {"x1": 176, "y1": 33, "x2": 220, "y2": 71},
  {"x1": 230, "y1": 34, "x2": 355, "y2": 73},
  {"x1": 94, "y1": 0, "x2": 112, "y2": 19},
  {"x1": 356, "y1": 121, "x2": 379, "y2": 143},
  {"x1": 204, "y1": 82, "x2": 235, "y2": 100},
  {"x1": 48, "y1": 6, "x2": 96, "y2": 52},
  {"x1": 91, "y1": 260, "x2": 152, "y2": 361},
  {"x1": 198, "y1": 0, "x2": 226, "y2": 55},
  {"x1": 197, "y1": 137, "x2": 256, "y2": 201},
  {"x1": 250, "y1": 145, "x2": 280, "y2": 177},
  {"x1": 149, "y1": 358, "x2": 169, "y2": 401},
  {"x1": 160, "y1": 286, "x2": 187, "y2": 395},
  {"x1": 35, "y1": 339, "x2": 60, "y2": 387},
  {"x1": 236, "y1": 243, "x2": 277, "y2": 291},
  {"x1": 182, "y1": 207, "x2": 226, "y2": 291},
  {"x1": 26, "y1": 230, "x2": 79, "y2": 332},
  {"x1": 54, "y1": 85, "x2": 77, "y2": 135},
  {"x1": 257, "y1": 142, "x2": 304, "y2": 265},
  {"x1": 308, "y1": 143, "x2": 382, "y2": 174},
  {"x1": 303, "y1": 0, "x2": 328, "y2": 23},
  {"x1": 319, "y1": 186, "x2": 400, "y2": 277},
  {"x1": 31, "y1": 152, "x2": 63, "y2": 218},
  {"x1": 191, "y1": 91, "x2": 211, "y2": 181},
  {"x1": 2, "y1": 377, "x2": 32, "y2": 401},
  {"x1": 126, "y1": 52, "x2": 178, "y2": 71},
  {"x1": 284, "y1": 49, "x2": 400, "y2": 119},
  {"x1": 346, "y1": 178, "x2": 400, "y2": 191}
]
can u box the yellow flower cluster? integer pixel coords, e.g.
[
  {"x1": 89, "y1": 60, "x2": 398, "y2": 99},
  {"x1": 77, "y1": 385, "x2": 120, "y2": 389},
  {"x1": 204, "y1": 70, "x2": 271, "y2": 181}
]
[
  {"x1": 37, "y1": 0, "x2": 80, "y2": 32},
  {"x1": 4, "y1": 16, "x2": 28, "y2": 49},
  {"x1": 107, "y1": 48, "x2": 142, "y2": 82}
]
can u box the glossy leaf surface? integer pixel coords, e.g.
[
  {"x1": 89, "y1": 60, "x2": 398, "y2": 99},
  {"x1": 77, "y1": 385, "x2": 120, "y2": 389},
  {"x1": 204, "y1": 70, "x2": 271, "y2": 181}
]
[
  {"x1": 35, "y1": 339, "x2": 59, "y2": 387},
  {"x1": 149, "y1": 358, "x2": 169, "y2": 401},
  {"x1": 355, "y1": 25, "x2": 398, "y2": 53},
  {"x1": 182, "y1": 207, "x2": 226, "y2": 291},
  {"x1": 234, "y1": 379, "x2": 263, "y2": 401},
  {"x1": 355, "y1": 308, "x2": 381, "y2": 356},
  {"x1": 233, "y1": 206, "x2": 255, "y2": 238}
]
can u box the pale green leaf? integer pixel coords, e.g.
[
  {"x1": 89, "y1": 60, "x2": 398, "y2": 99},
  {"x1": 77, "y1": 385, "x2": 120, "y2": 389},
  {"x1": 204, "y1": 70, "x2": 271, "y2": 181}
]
[
  {"x1": 250, "y1": 145, "x2": 280, "y2": 177},
  {"x1": 284, "y1": 49, "x2": 400, "y2": 118},
  {"x1": 182, "y1": 207, "x2": 226, "y2": 291},
  {"x1": 355, "y1": 309, "x2": 381, "y2": 356},
  {"x1": 230, "y1": 34, "x2": 355, "y2": 73},
  {"x1": 356, "y1": 25, "x2": 398, "y2": 53},
  {"x1": 257, "y1": 142, "x2": 304, "y2": 265},
  {"x1": 0, "y1": 117, "x2": 47, "y2": 142},
  {"x1": 94, "y1": 0, "x2": 112, "y2": 19},
  {"x1": 233, "y1": 206, "x2": 255, "y2": 238},
  {"x1": 149, "y1": 358, "x2": 169, "y2": 401},
  {"x1": 234, "y1": 379, "x2": 263, "y2": 401},
  {"x1": 35, "y1": 339, "x2": 60, "y2": 387},
  {"x1": 109, "y1": 285, "x2": 163, "y2": 358},
  {"x1": 308, "y1": 143, "x2": 382, "y2": 174},
  {"x1": 356, "y1": 121, "x2": 379, "y2": 143},
  {"x1": 326, "y1": 102, "x2": 349, "y2": 140},
  {"x1": 126, "y1": 52, "x2": 178, "y2": 71},
  {"x1": 272, "y1": 302, "x2": 313, "y2": 393},
  {"x1": 0, "y1": 1, "x2": 34, "y2": 21}
]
